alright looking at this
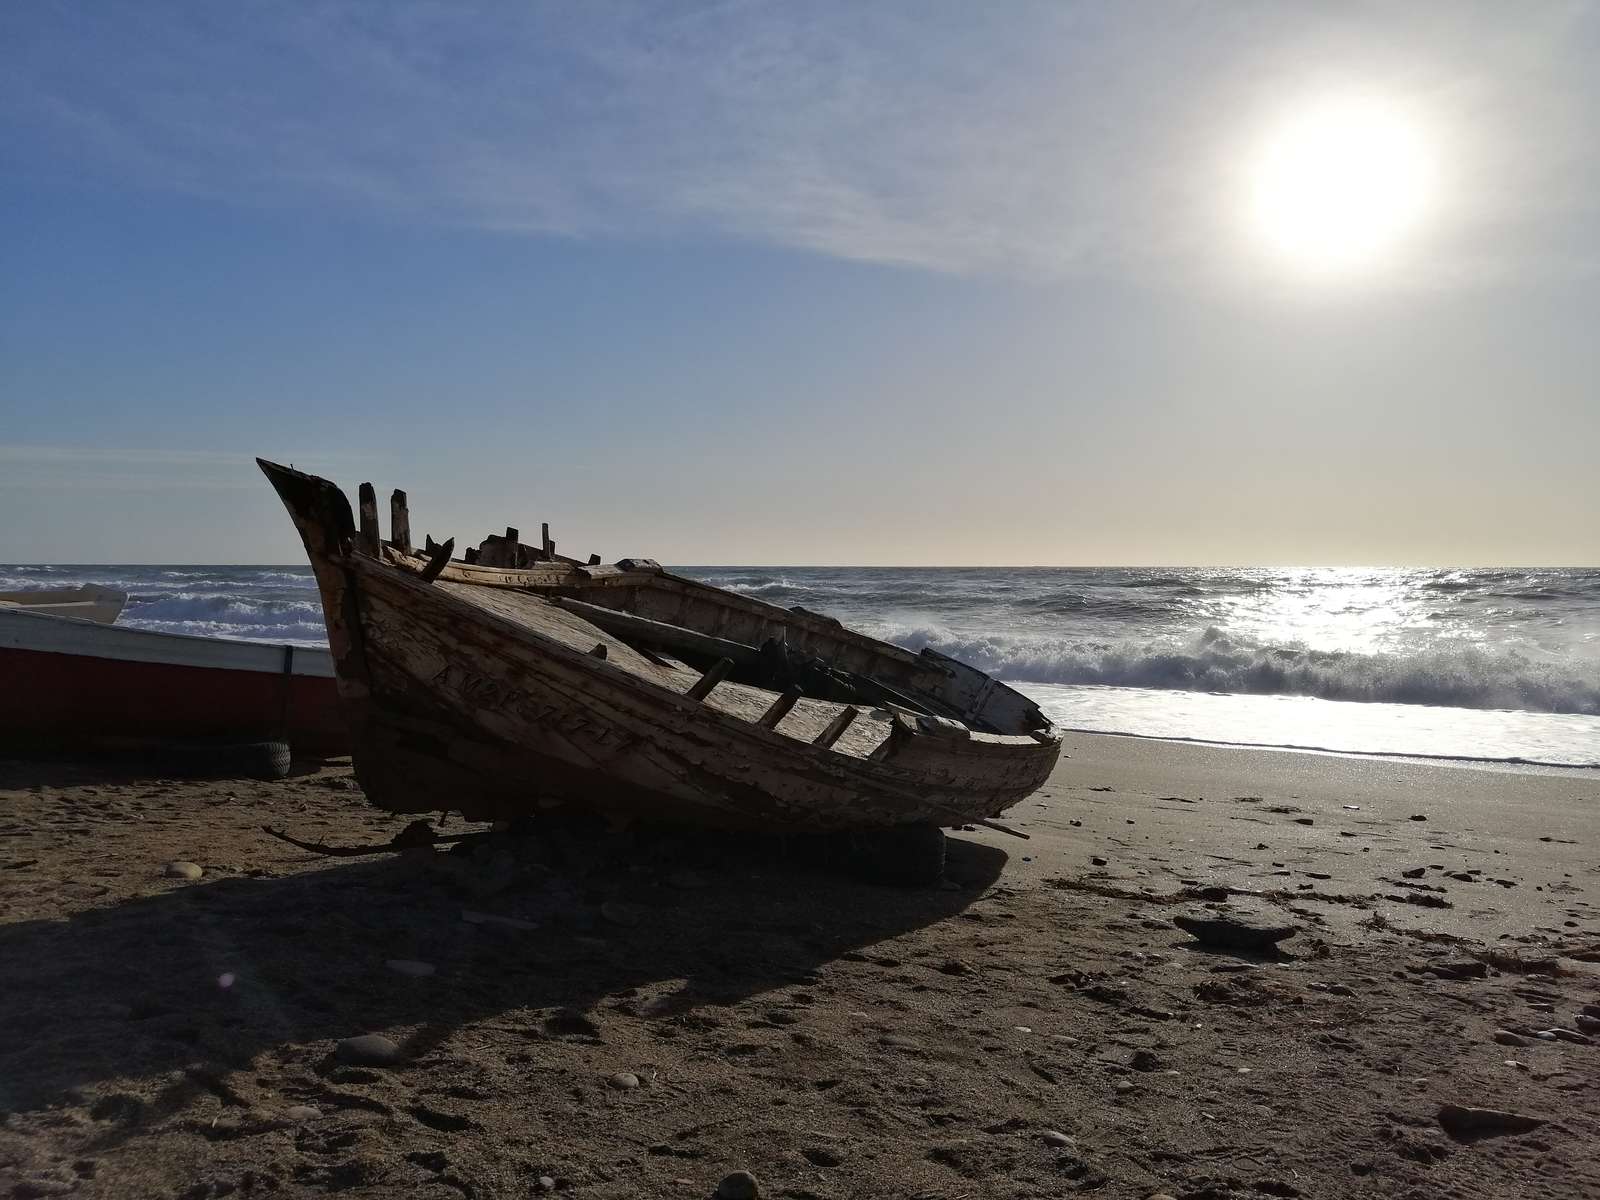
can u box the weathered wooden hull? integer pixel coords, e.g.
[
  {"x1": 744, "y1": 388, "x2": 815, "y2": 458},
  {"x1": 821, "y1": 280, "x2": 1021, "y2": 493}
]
[{"x1": 261, "y1": 461, "x2": 1062, "y2": 832}]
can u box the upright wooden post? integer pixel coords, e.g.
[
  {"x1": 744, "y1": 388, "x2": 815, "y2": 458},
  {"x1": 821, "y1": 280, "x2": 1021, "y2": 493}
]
[
  {"x1": 542, "y1": 523, "x2": 554, "y2": 558},
  {"x1": 358, "y1": 483, "x2": 380, "y2": 555},
  {"x1": 390, "y1": 489, "x2": 412, "y2": 555}
]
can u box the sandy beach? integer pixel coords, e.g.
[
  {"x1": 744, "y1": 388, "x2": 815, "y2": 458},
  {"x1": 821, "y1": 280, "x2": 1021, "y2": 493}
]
[{"x1": 2, "y1": 735, "x2": 1597, "y2": 1199}]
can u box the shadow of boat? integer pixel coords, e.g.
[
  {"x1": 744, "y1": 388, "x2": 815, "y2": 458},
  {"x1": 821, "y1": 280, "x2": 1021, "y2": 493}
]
[{"x1": 0, "y1": 828, "x2": 1007, "y2": 1123}]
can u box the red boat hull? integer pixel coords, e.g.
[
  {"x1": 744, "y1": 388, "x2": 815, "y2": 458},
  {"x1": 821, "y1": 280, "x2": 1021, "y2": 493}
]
[
  {"x1": 0, "y1": 608, "x2": 347, "y2": 755},
  {"x1": 0, "y1": 646, "x2": 346, "y2": 754}
]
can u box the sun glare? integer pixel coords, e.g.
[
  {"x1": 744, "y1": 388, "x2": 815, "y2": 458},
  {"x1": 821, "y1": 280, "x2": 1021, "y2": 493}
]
[{"x1": 1247, "y1": 94, "x2": 1434, "y2": 277}]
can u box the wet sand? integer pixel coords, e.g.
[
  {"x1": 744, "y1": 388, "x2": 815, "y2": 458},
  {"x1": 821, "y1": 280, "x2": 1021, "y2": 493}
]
[{"x1": 1, "y1": 735, "x2": 1597, "y2": 1199}]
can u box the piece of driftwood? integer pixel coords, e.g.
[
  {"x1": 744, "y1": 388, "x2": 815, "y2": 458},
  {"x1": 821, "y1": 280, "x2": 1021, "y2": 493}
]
[
  {"x1": 258, "y1": 459, "x2": 1062, "y2": 835},
  {"x1": 390, "y1": 490, "x2": 411, "y2": 554},
  {"x1": 261, "y1": 820, "x2": 481, "y2": 857}
]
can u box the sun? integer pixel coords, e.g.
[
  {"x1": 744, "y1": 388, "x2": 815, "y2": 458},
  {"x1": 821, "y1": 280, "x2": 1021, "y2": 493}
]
[{"x1": 1247, "y1": 94, "x2": 1435, "y2": 277}]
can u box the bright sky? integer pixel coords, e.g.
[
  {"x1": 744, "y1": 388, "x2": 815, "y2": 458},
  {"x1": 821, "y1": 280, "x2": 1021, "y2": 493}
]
[{"x1": 2, "y1": 2, "x2": 1596, "y2": 566}]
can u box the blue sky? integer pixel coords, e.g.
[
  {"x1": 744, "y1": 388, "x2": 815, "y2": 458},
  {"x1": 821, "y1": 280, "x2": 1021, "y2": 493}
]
[{"x1": 2, "y1": 2, "x2": 1596, "y2": 564}]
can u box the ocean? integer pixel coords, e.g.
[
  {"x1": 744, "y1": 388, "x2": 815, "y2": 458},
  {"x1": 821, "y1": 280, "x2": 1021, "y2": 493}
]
[{"x1": 6, "y1": 564, "x2": 1598, "y2": 769}]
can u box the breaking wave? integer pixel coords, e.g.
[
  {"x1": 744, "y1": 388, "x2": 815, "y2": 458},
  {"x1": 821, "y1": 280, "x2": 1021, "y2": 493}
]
[{"x1": 874, "y1": 624, "x2": 1600, "y2": 716}]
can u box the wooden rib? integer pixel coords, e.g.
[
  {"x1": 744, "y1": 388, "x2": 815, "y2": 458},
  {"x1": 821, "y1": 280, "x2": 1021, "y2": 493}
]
[
  {"x1": 812, "y1": 705, "x2": 860, "y2": 748},
  {"x1": 358, "y1": 483, "x2": 380, "y2": 556},
  {"x1": 973, "y1": 818, "x2": 1030, "y2": 840},
  {"x1": 587, "y1": 553, "x2": 602, "y2": 566},
  {"x1": 589, "y1": 643, "x2": 608, "y2": 660},
  {"x1": 390, "y1": 489, "x2": 412, "y2": 555},
  {"x1": 756, "y1": 685, "x2": 803, "y2": 729},
  {"x1": 685, "y1": 657, "x2": 734, "y2": 701},
  {"x1": 419, "y1": 537, "x2": 455, "y2": 583}
]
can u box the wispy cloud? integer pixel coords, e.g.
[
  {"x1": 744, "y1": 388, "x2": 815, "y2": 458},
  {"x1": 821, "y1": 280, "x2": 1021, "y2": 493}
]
[
  {"x1": 0, "y1": 445, "x2": 367, "y2": 490},
  {"x1": 2, "y1": 2, "x2": 1595, "y2": 282}
]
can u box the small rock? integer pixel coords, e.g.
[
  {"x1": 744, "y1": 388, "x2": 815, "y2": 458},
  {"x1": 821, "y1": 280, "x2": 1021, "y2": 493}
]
[
  {"x1": 1325, "y1": 984, "x2": 1355, "y2": 997},
  {"x1": 537, "y1": 1176, "x2": 556, "y2": 1191},
  {"x1": 335, "y1": 1033, "x2": 404, "y2": 1066},
  {"x1": 1040, "y1": 1129, "x2": 1074, "y2": 1147},
  {"x1": 1437, "y1": 1102, "x2": 1544, "y2": 1139},
  {"x1": 802, "y1": 1146, "x2": 844, "y2": 1167},
  {"x1": 1090, "y1": 856, "x2": 1107, "y2": 866},
  {"x1": 1130, "y1": 1049, "x2": 1161, "y2": 1072},
  {"x1": 1114, "y1": 1079, "x2": 1137, "y2": 1094},
  {"x1": 385, "y1": 959, "x2": 435, "y2": 978},
  {"x1": 1574, "y1": 1014, "x2": 1600, "y2": 1034},
  {"x1": 285, "y1": 1104, "x2": 322, "y2": 1121},
  {"x1": 1173, "y1": 911, "x2": 1298, "y2": 952},
  {"x1": 1493, "y1": 1030, "x2": 1528, "y2": 1047},
  {"x1": 608, "y1": 1070, "x2": 640, "y2": 1089},
  {"x1": 1293, "y1": 818, "x2": 1314, "y2": 826},
  {"x1": 163, "y1": 860, "x2": 203, "y2": 880},
  {"x1": 716, "y1": 1170, "x2": 760, "y2": 1200},
  {"x1": 1410, "y1": 814, "x2": 1427, "y2": 821},
  {"x1": 1542, "y1": 1028, "x2": 1591, "y2": 1045},
  {"x1": 1401, "y1": 867, "x2": 1426, "y2": 878}
]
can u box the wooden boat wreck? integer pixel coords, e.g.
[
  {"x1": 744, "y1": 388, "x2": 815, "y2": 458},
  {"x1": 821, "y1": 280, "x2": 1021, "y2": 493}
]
[{"x1": 260, "y1": 460, "x2": 1062, "y2": 871}]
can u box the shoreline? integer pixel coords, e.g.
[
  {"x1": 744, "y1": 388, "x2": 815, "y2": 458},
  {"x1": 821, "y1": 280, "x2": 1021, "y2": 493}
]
[
  {"x1": 2, "y1": 734, "x2": 1596, "y2": 1197},
  {"x1": 1047, "y1": 723, "x2": 1600, "y2": 778}
]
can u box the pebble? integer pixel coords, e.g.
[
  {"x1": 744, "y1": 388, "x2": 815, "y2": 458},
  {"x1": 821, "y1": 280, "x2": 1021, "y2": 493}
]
[
  {"x1": 335, "y1": 1033, "x2": 405, "y2": 1066},
  {"x1": 716, "y1": 1170, "x2": 761, "y2": 1199},
  {"x1": 608, "y1": 1071, "x2": 641, "y2": 1089},
  {"x1": 1493, "y1": 1030, "x2": 1528, "y2": 1047},
  {"x1": 1574, "y1": 1014, "x2": 1600, "y2": 1034},
  {"x1": 385, "y1": 959, "x2": 436, "y2": 978},
  {"x1": 1293, "y1": 818, "x2": 1313, "y2": 826},
  {"x1": 1041, "y1": 1129, "x2": 1074, "y2": 1147},
  {"x1": 536, "y1": 1177, "x2": 556, "y2": 1191},
  {"x1": 1090, "y1": 856, "x2": 1107, "y2": 866},
  {"x1": 284, "y1": 1105, "x2": 322, "y2": 1122},
  {"x1": 163, "y1": 860, "x2": 203, "y2": 880},
  {"x1": 1409, "y1": 814, "x2": 1427, "y2": 821},
  {"x1": 1114, "y1": 1079, "x2": 1137, "y2": 1094}
]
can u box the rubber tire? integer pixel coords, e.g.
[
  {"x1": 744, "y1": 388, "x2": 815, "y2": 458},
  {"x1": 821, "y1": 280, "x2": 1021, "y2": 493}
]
[
  {"x1": 847, "y1": 823, "x2": 946, "y2": 887},
  {"x1": 147, "y1": 739, "x2": 293, "y2": 782}
]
